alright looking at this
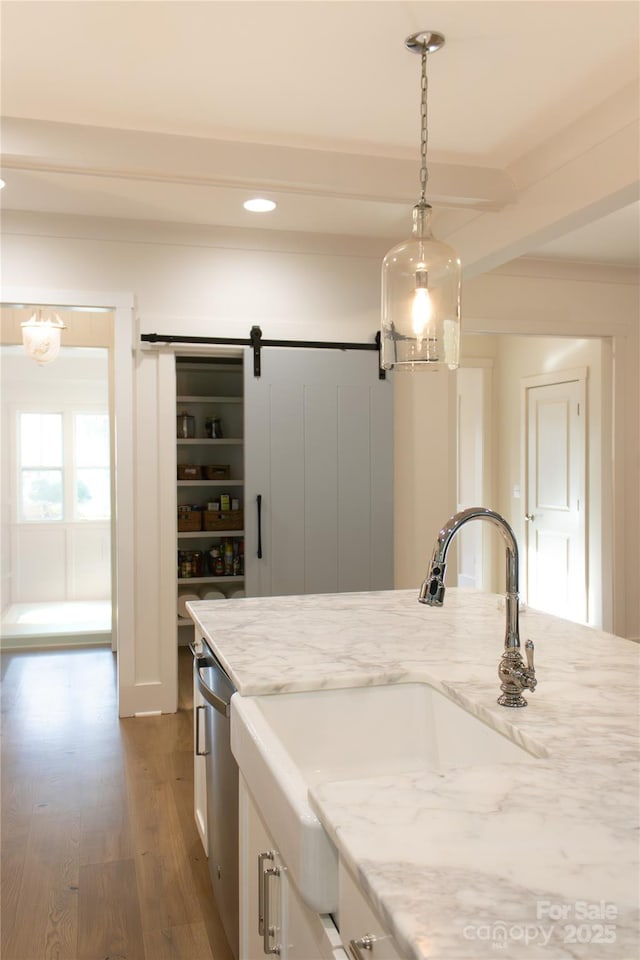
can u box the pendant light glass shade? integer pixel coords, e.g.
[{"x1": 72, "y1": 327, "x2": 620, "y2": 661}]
[
  {"x1": 21, "y1": 309, "x2": 66, "y2": 366},
  {"x1": 381, "y1": 202, "x2": 461, "y2": 370},
  {"x1": 381, "y1": 30, "x2": 462, "y2": 372}
]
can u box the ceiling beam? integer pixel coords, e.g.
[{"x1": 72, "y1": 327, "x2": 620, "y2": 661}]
[
  {"x1": 0, "y1": 117, "x2": 515, "y2": 212},
  {"x1": 452, "y1": 83, "x2": 640, "y2": 277}
]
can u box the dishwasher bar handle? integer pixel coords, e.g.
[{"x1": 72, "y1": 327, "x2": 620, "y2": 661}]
[{"x1": 195, "y1": 655, "x2": 232, "y2": 718}]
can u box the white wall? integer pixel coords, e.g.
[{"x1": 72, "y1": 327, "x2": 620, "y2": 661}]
[
  {"x1": 1, "y1": 213, "x2": 384, "y2": 342},
  {"x1": 1, "y1": 212, "x2": 638, "y2": 715}
]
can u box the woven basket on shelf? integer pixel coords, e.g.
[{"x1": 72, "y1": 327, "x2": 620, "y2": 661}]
[
  {"x1": 177, "y1": 507, "x2": 202, "y2": 531},
  {"x1": 203, "y1": 509, "x2": 243, "y2": 531},
  {"x1": 204, "y1": 464, "x2": 230, "y2": 480},
  {"x1": 177, "y1": 464, "x2": 202, "y2": 480}
]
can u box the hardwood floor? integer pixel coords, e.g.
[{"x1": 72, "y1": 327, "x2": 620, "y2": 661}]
[{"x1": 1, "y1": 645, "x2": 233, "y2": 960}]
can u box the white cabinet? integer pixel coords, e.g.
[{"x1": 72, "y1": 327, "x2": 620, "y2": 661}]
[
  {"x1": 338, "y1": 862, "x2": 403, "y2": 960},
  {"x1": 243, "y1": 347, "x2": 393, "y2": 598},
  {"x1": 176, "y1": 357, "x2": 246, "y2": 639},
  {"x1": 239, "y1": 775, "x2": 346, "y2": 960}
]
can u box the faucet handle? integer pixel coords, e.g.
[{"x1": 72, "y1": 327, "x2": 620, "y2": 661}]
[
  {"x1": 524, "y1": 638, "x2": 534, "y2": 672},
  {"x1": 523, "y1": 639, "x2": 537, "y2": 693}
]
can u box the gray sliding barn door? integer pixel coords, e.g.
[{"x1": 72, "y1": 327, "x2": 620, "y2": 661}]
[{"x1": 244, "y1": 347, "x2": 393, "y2": 597}]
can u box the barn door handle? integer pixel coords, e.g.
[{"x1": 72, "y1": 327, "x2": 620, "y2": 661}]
[{"x1": 257, "y1": 494, "x2": 263, "y2": 559}]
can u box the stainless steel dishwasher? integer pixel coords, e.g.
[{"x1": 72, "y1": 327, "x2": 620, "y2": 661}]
[{"x1": 193, "y1": 637, "x2": 239, "y2": 960}]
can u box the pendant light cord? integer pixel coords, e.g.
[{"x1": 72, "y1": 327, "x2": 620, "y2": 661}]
[{"x1": 419, "y1": 47, "x2": 429, "y2": 204}]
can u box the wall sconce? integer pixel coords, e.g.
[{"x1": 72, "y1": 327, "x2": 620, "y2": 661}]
[
  {"x1": 21, "y1": 308, "x2": 66, "y2": 366},
  {"x1": 381, "y1": 32, "x2": 462, "y2": 372}
]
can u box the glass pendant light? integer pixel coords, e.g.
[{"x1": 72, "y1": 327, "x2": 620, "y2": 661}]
[
  {"x1": 21, "y1": 308, "x2": 66, "y2": 366},
  {"x1": 381, "y1": 31, "x2": 461, "y2": 372}
]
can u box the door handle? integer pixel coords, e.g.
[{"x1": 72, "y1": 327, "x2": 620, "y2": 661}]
[
  {"x1": 195, "y1": 658, "x2": 231, "y2": 717},
  {"x1": 525, "y1": 514, "x2": 535, "y2": 522},
  {"x1": 263, "y1": 864, "x2": 281, "y2": 955},
  {"x1": 195, "y1": 704, "x2": 208, "y2": 756},
  {"x1": 349, "y1": 935, "x2": 377, "y2": 959},
  {"x1": 257, "y1": 850, "x2": 274, "y2": 935},
  {"x1": 256, "y1": 494, "x2": 263, "y2": 559}
]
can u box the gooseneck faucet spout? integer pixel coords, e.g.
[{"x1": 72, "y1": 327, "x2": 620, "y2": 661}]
[{"x1": 419, "y1": 507, "x2": 537, "y2": 707}]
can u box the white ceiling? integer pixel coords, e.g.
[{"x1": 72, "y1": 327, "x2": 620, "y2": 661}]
[{"x1": 1, "y1": 0, "x2": 638, "y2": 269}]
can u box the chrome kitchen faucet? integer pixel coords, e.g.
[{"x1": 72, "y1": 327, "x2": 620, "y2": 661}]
[{"x1": 419, "y1": 507, "x2": 537, "y2": 707}]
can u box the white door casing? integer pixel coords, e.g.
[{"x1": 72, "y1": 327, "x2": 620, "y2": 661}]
[
  {"x1": 1, "y1": 286, "x2": 135, "y2": 711},
  {"x1": 524, "y1": 370, "x2": 587, "y2": 622}
]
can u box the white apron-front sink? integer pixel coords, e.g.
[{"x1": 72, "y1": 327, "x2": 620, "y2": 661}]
[{"x1": 230, "y1": 680, "x2": 546, "y2": 913}]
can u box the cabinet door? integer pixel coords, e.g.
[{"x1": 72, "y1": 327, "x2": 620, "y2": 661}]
[
  {"x1": 244, "y1": 348, "x2": 393, "y2": 597},
  {"x1": 339, "y1": 861, "x2": 403, "y2": 960},
  {"x1": 239, "y1": 776, "x2": 343, "y2": 960},
  {"x1": 239, "y1": 775, "x2": 284, "y2": 960}
]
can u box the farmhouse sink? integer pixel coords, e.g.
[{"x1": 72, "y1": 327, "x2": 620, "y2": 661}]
[{"x1": 230, "y1": 681, "x2": 545, "y2": 913}]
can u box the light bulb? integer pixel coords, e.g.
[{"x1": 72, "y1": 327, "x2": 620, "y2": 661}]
[
  {"x1": 411, "y1": 286, "x2": 432, "y2": 338},
  {"x1": 411, "y1": 269, "x2": 432, "y2": 342}
]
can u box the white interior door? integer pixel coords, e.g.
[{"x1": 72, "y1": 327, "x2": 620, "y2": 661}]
[
  {"x1": 525, "y1": 376, "x2": 586, "y2": 621},
  {"x1": 243, "y1": 347, "x2": 393, "y2": 598}
]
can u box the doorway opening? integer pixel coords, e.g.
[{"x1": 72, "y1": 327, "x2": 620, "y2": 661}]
[
  {"x1": 458, "y1": 332, "x2": 611, "y2": 631},
  {"x1": 1, "y1": 314, "x2": 114, "y2": 650}
]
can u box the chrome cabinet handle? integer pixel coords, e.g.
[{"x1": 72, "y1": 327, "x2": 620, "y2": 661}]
[
  {"x1": 263, "y1": 864, "x2": 281, "y2": 955},
  {"x1": 257, "y1": 850, "x2": 274, "y2": 936},
  {"x1": 195, "y1": 704, "x2": 208, "y2": 756},
  {"x1": 349, "y1": 935, "x2": 377, "y2": 959}
]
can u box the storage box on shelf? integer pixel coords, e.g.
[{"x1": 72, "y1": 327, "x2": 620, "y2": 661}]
[
  {"x1": 177, "y1": 506, "x2": 202, "y2": 531},
  {"x1": 175, "y1": 357, "x2": 245, "y2": 634},
  {"x1": 203, "y1": 508, "x2": 243, "y2": 531},
  {"x1": 204, "y1": 464, "x2": 230, "y2": 480}
]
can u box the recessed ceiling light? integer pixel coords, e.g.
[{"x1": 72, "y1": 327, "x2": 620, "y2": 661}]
[{"x1": 243, "y1": 198, "x2": 276, "y2": 213}]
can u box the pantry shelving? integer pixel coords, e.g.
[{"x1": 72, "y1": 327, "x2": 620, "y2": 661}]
[{"x1": 175, "y1": 357, "x2": 245, "y2": 636}]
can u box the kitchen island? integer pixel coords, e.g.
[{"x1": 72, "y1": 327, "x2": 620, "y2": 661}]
[{"x1": 187, "y1": 588, "x2": 639, "y2": 960}]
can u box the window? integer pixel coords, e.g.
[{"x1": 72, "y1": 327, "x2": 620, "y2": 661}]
[
  {"x1": 18, "y1": 409, "x2": 111, "y2": 522},
  {"x1": 74, "y1": 413, "x2": 110, "y2": 519},
  {"x1": 19, "y1": 413, "x2": 64, "y2": 520}
]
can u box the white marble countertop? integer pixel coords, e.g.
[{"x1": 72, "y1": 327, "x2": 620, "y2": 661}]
[{"x1": 187, "y1": 589, "x2": 639, "y2": 959}]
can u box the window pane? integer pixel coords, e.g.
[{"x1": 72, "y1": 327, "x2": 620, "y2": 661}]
[
  {"x1": 20, "y1": 469, "x2": 63, "y2": 520},
  {"x1": 75, "y1": 414, "x2": 110, "y2": 467},
  {"x1": 76, "y1": 468, "x2": 111, "y2": 520},
  {"x1": 20, "y1": 413, "x2": 63, "y2": 466}
]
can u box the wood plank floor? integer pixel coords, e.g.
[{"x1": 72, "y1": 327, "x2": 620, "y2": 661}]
[{"x1": 1, "y1": 645, "x2": 234, "y2": 960}]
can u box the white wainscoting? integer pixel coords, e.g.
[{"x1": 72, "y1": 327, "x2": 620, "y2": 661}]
[{"x1": 11, "y1": 521, "x2": 111, "y2": 603}]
